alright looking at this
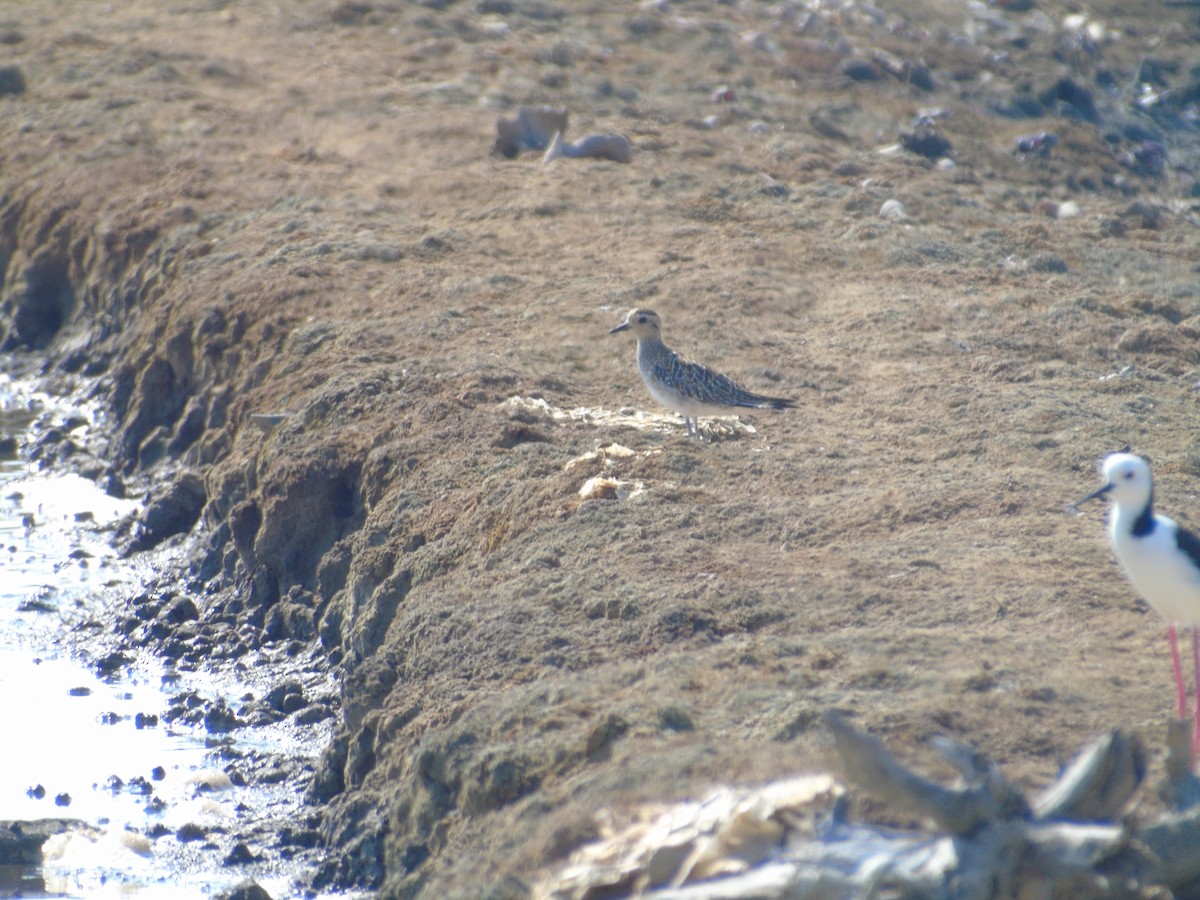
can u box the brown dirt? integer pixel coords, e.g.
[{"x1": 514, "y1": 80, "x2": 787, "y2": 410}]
[{"x1": 3, "y1": 0, "x2": 1200, "y2": 896}]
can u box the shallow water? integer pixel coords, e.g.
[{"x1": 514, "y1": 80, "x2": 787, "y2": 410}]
[{"x1": 0, "y1": 379, "x2": 331, "y2": 899}]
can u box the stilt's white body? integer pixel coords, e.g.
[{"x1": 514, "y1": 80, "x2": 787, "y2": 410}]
[
  {"x1": 1081, "y1": 452, "x2": 1200, "y2": 763},
  {"x1": 1110, "y1": 508, "x2": 1200, "y2": 627}
]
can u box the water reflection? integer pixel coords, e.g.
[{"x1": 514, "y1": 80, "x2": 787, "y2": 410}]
[{"x1": 0, "y1": 380, "x2": 322, "y2": 899}]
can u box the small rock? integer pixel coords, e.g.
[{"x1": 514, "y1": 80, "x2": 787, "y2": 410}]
[
  {"x1": 878, "y1": 199, "x2": 906, "y2": 220},
  {"x1": 586, "y1": 714, "x2": 628, "y2": 761},
  {"x1": 0, "y1": 435, "x2": 17, "y2": 459},
  {"x1": 223, "y1": 841, "x2": 260, "y2": 866},
  {"x1": 0, "y1": 65, "x2": 25, "y2": 96},
  {"x1": 1038, "y1": 77, "x2": 1097, "y2": 121},
  {"x1": 95, "y1": 651, "x2": 131, "y2": 676},
  {"x1": 1121, "y1": 201, "x2": 1164, "y2": 230},
  {"x1": 265, "y1": 679, "x2": 305, "y2": 713},
  {"x1": 214, "y1": 878, "x2": 273, "y2": 900},
  {"x1": 203, "y1": 701, "x2": 241, "y2": 734},
  {"x1": 1029, "y1": 253, "x2": 1068, "y2": 274},
  {"x1": 1121, "y1": 142, "x2": 1167, "y2": 177},
  {"x1": 133, "y1": 472, "x2": 206, "y2": 551},
  {"x1": 1033, "y1": 199, "x2": 1060, "y2": 218},
  {"x1": 625, "y1": 15, "x2": 663, "y2": 37},
  {"x1": 162, "y1": 596, "x2": 200, "y2": 624},
  {"x1": 257, "y1": 766, "x2": 289, "y2": 785},
  {"x1": 840, "y1": 58, "x2": 880, "y2": 81},
  {"x1": 102, "y1": 471, "x2": 126, "y2": 499},
  {"x1": 0, "y1": 819, "x2": 86, "y2": 865},
  {"x1": 54, "y1": 793, "x2": 71, "y2": 807},
  {"x1": 542, "y1": 131, "x2": 632, "y2": 165},
  {"x1": 1014, "y1": 130, "x2": 1058, "y2": 158},
  {"x1": 493, "y1": 105, "x2": 567, "y2": 158},
  {"x1": 900, "y1": 127, "x2": 952, "y2": 160},
  {"x1": 294, "y1": 703, "x2": 334, "y2": 725},
  {"x1": 177, "y1": 822, "x2": 207, "y2": 842},
  {"x1": 659, "y1": 705, "x2": 695, "y2": 732}
]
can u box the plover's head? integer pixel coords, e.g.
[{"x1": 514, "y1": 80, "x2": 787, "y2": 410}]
[
  {"x1": 1078, "y1": 452, "x2": 1153, "y2": 510},
  {"x1": 609, "y1": 308, "x2": 662, "y2": 339}
]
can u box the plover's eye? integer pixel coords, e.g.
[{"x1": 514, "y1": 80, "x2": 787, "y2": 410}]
[
  {"x1": 1124, "y1": 470, "x2": 1134, "y2": 480},
  {"x1": 638, "y1": 316, "x2": 648, "y2": 324}
]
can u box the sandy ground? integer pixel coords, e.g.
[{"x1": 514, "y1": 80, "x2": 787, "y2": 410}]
[{"x1": 3, "y1": 0, "x2": 1200, "y2": 896}]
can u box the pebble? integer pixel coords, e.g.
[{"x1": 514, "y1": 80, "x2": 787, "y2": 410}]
[
  {"x1": 0, "y1": 65, "x2": 24, "y2": 95},
  {"x1": 177, "y1": 823, "x2": 207, "y2": 842},
  {"x1": 1121, "y1": 141, "x2": 1167, "y2": 177},
  {"x1": 493, "y1": 105, "x2": 568, "y2": 158},
  {"x1": 214, "y1": 880, "x2": 273, "y2": 900},
  {"x1": 1039, "y1": 77, "x2": 1097, "y2": 122},
  {"x1": 1015, "y1": 130, "x2": 1058, "y2": 158},
  {"x1": 878, "y1": 199, "x2": 906, "y2": 219},
  {"x1": 841, "y1": 58, "x2": 880, "y2": 81},
  {"x1": 542, "y1": 131, "x2": 632, "y2": 165},
  {"x1": 900, "y1": 127, "x2": 952, "y2": 159},
  {"x1": 223, "y1": 841, "x2": 260, "y2": 866}
]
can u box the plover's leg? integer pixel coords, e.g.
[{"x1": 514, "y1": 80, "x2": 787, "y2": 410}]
[
  {"x1": 1191, "y1": 627, "x2": 1200, "y2": 765},
  {"x1": 1169, "y1": 624, "x2": 1189, "y2": 722},
  {"x1": 685, "y1": 417, "x2": 695, "y2": 437}
]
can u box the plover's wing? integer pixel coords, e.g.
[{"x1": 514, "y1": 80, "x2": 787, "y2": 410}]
[{"x1": 651, "y1": 355, "x2": 794, "y2": 411}]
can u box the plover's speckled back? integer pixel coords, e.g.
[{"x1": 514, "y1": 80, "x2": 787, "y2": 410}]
[
  {"x1": 1075, "y1": 452, "x2": 1200, "y2": 759},
  {"x1": 609, "y1": 308, "x2": 794, "y2": 437}
]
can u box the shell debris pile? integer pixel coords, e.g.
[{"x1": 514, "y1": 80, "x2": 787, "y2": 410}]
[{"x1": 500, "y1": 396, "x2": 758, "y2": 438}]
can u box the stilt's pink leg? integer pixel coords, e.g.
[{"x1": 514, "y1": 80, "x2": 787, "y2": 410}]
[
  {"x1": 1191, "y1": 628, "x2": 1200, "y2": 767},
  {"x1": 1169, "y1": 624, "x2": 1188, "y2": 721}
]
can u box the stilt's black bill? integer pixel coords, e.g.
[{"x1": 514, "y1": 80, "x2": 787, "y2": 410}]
[{"x1": 1068, "y1": 482, "x2": 1112, "y2": 514}]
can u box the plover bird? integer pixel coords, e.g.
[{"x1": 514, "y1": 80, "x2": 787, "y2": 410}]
[
  {"x1": 1075, "y1": 452, "x2": 1200, "y2": 757},
  {"x1": 609, "y1": 308, "x2": 795, "y2": 437}
]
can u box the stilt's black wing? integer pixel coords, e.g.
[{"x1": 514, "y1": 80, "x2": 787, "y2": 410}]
[{"x1": 1174, "y1": 523, "x2": 1200, "y2": 574}]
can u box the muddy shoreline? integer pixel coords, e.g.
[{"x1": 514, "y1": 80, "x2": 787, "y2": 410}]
[
  {"x1": 0, "y1": 375, "x2": 349, "y2": 898},
  {"x1": 4, "y1": 0, "x2": 1200, "y2": 897}
]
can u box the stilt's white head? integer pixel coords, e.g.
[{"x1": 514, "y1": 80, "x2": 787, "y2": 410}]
[{"x1": 1078, "y1": 452, "x2": 1153, "y2": 510}]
